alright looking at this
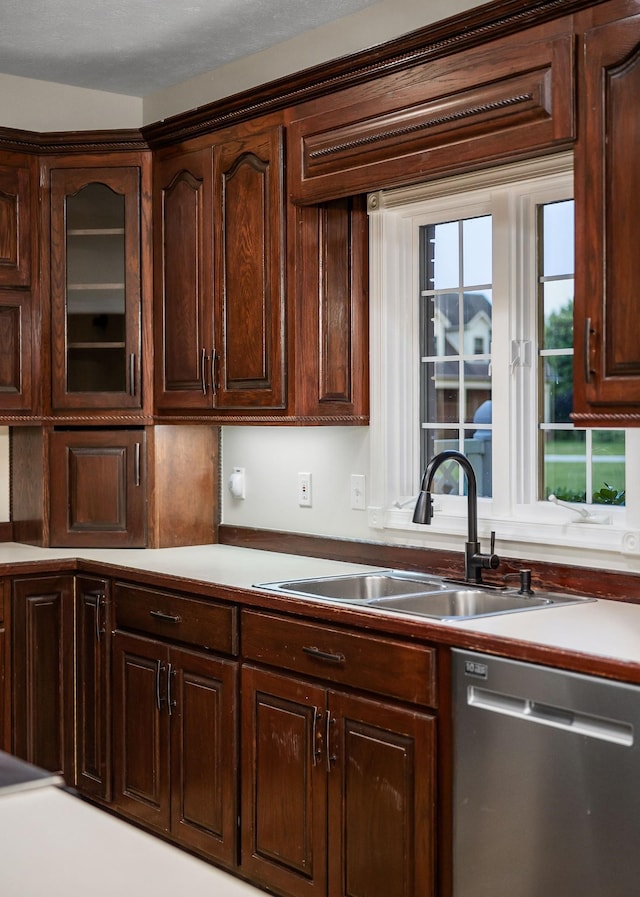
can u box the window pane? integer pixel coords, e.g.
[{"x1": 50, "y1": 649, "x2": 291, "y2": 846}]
[
  {"x1": 424, "y1": 361, "x2": 459, "y2": 422},
  {"x1": 424, "y1": 293, "x2": 459, "y2": 356},
  {"x1": 428, "y1": 221, "x2": 459, "y2": 290},
  {"x1": 541, "y1": 355, "x2": 573, "y2": 424},
  {"x1": 543, "y1": 430, "x2": 586, "y2": 501},
  {"x1": 463, "y1": 215, "x2": 492, "y2": 285},
  {"x1": 592, "y1": 431, "x2": 625, "y2": 505},
  {"x1": 463, "y1": 290, "x2": 492, "y2": 356},
  {"x1": 422, "y1": 428, "x2": 458, "y2": 475},
  {"x1": 542, "y1": 200, "x2": 574, "y2": 277},
  {"x1": 542, "y1": 287, "x2": 573, "y2": 350}
]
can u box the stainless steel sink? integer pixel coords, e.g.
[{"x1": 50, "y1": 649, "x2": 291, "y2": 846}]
[
  {"x1": 260, "y1": 571, "x2": 444, "y2": 603},
  {"x1": 256, "y1": 570, "x2": 595, "y2": 620},
  {"x1": 368, "y1": 588, "x2": 555, "y2": 618}
]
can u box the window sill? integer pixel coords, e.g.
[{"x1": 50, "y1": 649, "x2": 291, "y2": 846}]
[{"x1": 370, "y1": 506, "x2": 640, "y2": 562}]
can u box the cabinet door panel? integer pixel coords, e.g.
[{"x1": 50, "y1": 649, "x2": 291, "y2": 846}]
[
  {"x1": 241, "y1": 665, "x2": 327, "y2": 897},
  {"x1": 12, "y1": 576, "x2": 74, "y2": 779},
  {"x1": 170, "y1": 647, "x2": 238, "y2": 867},
  {"x1": 0, "y1": 293, "x2": 33, "y2": 412},
  {"x1": 76, "y1": 576, "x2": 110, "y2": 800},
  {"x1": 295, "y1": 197, "x2": 368, "y2": 420},
  {"x1": 112, "y1": 632, "x2": 171, "y2": 832},
  {"x1": 50, "y1": 166, "x2": 143, "y2": 411},
  {"x1": 328, "y1": 691, "x2": 436, "y2": 897},
  {"x1": 574, "y1": 12, "x2": 640, "y2": 419},
  {"x1": 155, "y1": 149, "x2": 214, "y2": 410},
  {"x1": 0, "y1": 163, "x2": 32, "y2": 288},
  {"x1": 49, "y1": 429, "x2": 146, "y2": 547},
  {"x1": 214, "y1": 127, "x2": 285, "y2": 409}
]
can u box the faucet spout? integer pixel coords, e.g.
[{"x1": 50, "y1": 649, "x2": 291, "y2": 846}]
[{"x1": 413, "y1": 449, "x2": 498, "y2": 584}]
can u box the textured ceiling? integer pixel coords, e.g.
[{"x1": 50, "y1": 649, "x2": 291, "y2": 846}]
[{"x1": 1, "y1": 0, "x2": 378, "y2": 97}]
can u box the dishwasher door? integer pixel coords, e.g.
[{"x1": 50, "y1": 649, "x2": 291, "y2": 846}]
[{"x1": 452, "y1": 649, "x2": 640, "y2": 897}]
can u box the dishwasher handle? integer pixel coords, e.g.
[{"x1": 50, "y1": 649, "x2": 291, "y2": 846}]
[{"x1": 468, "y1": 685, "x2": 634, "y2": 746}]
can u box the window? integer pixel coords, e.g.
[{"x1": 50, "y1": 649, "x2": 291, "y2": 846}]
[{"x1": 367, "y1": 155, "x2": 638, "y2": 562}]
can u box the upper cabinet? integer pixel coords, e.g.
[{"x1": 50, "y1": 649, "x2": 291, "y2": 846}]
[
  {"x1": 213, "y1": 126, "x2": 286, "y2": 410},
  {"x1": 287, "y1": 17, "x2": 575, "y2": 204},
  {"x1": 0, "y1": 161, "x2": 33, "y2": 288},
  {"x1": 46, "y1": 154, "x2": 152, "y2": 416},
  {"x1": 292, "y1": 196, "x2": 369, "y2": 422},
  {"x1": 0, "y1": 152, "x2": 38, "y2": 415},
  {"x1": 155, "y1": 124, "x2": 286, "y2": 415},
  {"x1": 154, "y1": 146, "x2": 213, "y2": 411},
  {"x1": 573, "y1": 4, "x2": 640, "y2": 423}
]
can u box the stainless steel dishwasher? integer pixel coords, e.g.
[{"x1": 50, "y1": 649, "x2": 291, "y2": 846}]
[{"x1": 452, "y1": 648, "x2": 640, "y2": 897}]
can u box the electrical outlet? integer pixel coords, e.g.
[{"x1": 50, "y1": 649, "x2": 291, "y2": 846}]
[
  {"x1": 350, "y1": 474, "x2": 366, "y2": 510},
  {"x1": 298, "y1": 472, "x2": 312, "y2": 507}
]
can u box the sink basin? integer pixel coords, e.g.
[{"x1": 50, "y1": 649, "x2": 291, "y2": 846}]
[
  {"x1": 368, "y1": 589, "x2": 554, "y2": 618},
  {"x1": 256, "y1": 570, "x2": 595, "y2": 619},
  {"x1": 262, "y1": 571, "x2": 444, "y2": 602}
]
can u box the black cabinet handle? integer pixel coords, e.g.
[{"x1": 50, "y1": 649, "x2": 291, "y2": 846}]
[
  {"x1": 200, "y1": 347, "x2": 208, "y2": 394},
  {"x1": 129, "y1": 353, "x2": 136, "y2": 397},
  {"x1": 155, "y1": 660, "x2": 164, "y2": 712},
  {"x1": 149, "y1": 609, "x2": 181, "y2": 624},
  {"x1": 584, "y1": 317, "x2": 593, "y2": 384},
  {"x1": 134, "y1": 443, "x2": 141, "y2": 487},
  {"x1": 167, "y1": 663, "x2": 176, "y2": 716},
  {"x1": 302, "y1": 645, "x2": 346, "y2": 664}
]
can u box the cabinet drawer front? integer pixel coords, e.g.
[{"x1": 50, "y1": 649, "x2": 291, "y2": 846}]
[
  {"x1": 241, "y1": 610, "x2": 436, "y2": 707},
  {"x1": 114, "y1": 582, "x2": 237, "y2": 655}
]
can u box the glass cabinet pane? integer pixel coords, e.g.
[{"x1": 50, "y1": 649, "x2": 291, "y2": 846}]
[{"x1": 65, "y1": 183, "x2": 127, "y2": 393}]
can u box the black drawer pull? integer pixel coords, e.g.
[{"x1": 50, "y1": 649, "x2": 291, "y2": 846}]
[
  {"x1": 149, "y1": 609, "x2": 182, "y2": 624},
  {"x1": 302, "y1": 645, "x2": 346, "y2": 664}
]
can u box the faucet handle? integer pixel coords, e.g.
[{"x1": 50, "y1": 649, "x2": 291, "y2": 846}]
[{"x1": 484, "y1": 530, "x2": 500, "y2": 571}]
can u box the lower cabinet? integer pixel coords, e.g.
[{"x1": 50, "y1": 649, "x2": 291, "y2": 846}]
[
  {"x1": 240, "y1": 611, "x2": 438, "y2": 897},
  {"x1": 0, "y1": 579, "x2": 10, "y2": 752},
  {"x1": 12, "y1": 573, "x2": 111, "y2": 796},
  {"x1": 12, "y1": 574, "x2": 75, "y2": 779},
  {"x1": 111, "y1": 582, "x2": 239, "y2": 868},
  {"x1": 76, "y1": 575, "x2": 111, "y2": 800}
]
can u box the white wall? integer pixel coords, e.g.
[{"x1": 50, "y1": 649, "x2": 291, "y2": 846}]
[
  {"x1": 222, "y1": 427, "x2": 372, "y2": 540},
  {"x1": 0, "y1": 73, "x2": 143, "y2": 132},
  {"x1": 142, "y1": 0, "x2": 480, "y2": 124}
]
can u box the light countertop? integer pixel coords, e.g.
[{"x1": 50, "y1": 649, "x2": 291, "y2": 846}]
[
  {"x1": 0, "y1": 783, "x2": 264, "y2": 897},
  {"x1": 2, "y1": 542, "x2": 640, "y2": 670}
]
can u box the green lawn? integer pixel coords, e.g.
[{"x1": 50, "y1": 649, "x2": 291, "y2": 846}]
[{"x1": 543, "y1": 433, "x2": 625, "y2": 502}]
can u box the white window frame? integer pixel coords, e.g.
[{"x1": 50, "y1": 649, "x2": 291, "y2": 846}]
[{"x1": 367, "y1": 153, "x2": 640, "y2": 567}]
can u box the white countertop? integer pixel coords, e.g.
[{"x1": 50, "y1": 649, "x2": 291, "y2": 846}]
[
  {"x1": 0, "y1": 785, "x2": 263, "y2": 897},
  {"x1": 2, "y1": 542, "x2": 640, "y2": 669}
]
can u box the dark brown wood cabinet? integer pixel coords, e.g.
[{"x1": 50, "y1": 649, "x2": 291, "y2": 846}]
[
  {"x1": 0, "y1": 159, "x2": 34, "y2": 289},
  {"x1": 241, "y1": 611, "x2": 437, "y2": 897},
  {"x1": 0, "y1": 153, "x2": 38, "y2": 415},
  {"x1": 111, "y1": 582, "x2": 239, "y2": 867},
  {"x1": 293, "y1": 196, "x2": 369, "y2": 421},
  {"x1": 11, "y1": 423, "x2": 219, "y2": 549},
  {"x1": 75, "y1": 575, "x2": 111, "y2": 800},
  {"x1": 48, "y1": 428, "x2": 147, "y2": 547},
  {"x1": 12, "y1": 574, "x2": 75, "y2": 780},
  {"x1": 213, "y1": 125, "x2": 286, "y2": 411},
  {"x1": 573, "y1": 5, "x2": 640, "y2": 423},
  {"x1": 154, "y1": 124, "x2": 286, "y2": 415},
  {"x1": 287, "y1": 17, "x2": 575, "y2": 204},
  {"x1": 0, "y1": 292, "x2": 35, "y2": 413},
  {"x1": 0, "y1": 579, "x2": 9, "y2": 753},
  {"x1": 241, "y1": 665, "x2": 436, "y2": 897},
  {"x1": 45, "y1": 155, "x2": 152, "y2": 416},
  {"x1": 154, "y1": 146, "x2": 214, "y2": 411}
]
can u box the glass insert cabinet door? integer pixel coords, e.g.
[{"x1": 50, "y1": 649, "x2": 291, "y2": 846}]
[{"x1": 50, "y1": 167, "x2": 142, "y2": 410}]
